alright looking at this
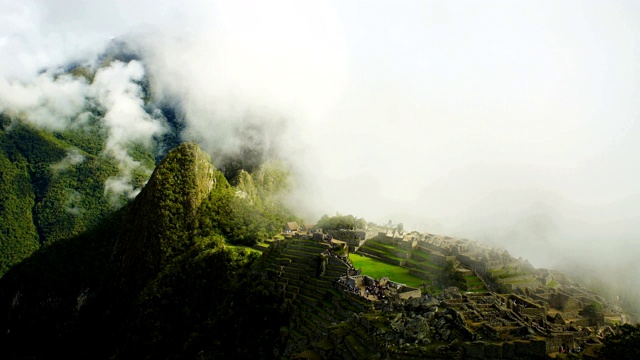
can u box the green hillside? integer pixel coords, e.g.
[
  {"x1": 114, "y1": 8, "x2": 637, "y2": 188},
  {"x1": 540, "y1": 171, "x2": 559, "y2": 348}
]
[
  {"x1": 0, "y1": 143, "x2": 289, "y2": 359},
  {"x1": 349, "y1": 253, "x2": 423, "y2": 287},
  {"x1": 0, "y1": 116, "x2": 124, "y2": 276}
]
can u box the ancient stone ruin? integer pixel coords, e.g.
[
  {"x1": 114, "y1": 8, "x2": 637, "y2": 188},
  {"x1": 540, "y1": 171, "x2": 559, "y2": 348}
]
[{"x1": 254, "y1": 228, "x2": 628, "y2": 359}]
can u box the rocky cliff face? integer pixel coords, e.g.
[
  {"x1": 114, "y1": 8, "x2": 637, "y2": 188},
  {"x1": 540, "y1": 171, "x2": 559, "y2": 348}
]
[{"x1": 111, "y1": 142, "x2": 216, "y2": 301}]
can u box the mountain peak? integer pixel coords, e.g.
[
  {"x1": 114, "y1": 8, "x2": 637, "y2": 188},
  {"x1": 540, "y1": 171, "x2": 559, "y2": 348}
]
[{"x1": 111, "y1": 142, "x2": 216, "y2": 300}]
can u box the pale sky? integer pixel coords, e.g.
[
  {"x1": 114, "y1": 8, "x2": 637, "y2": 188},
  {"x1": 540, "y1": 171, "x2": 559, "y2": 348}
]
[{"x1": 1, "y1": 0, "x2": 639, "y2": 281}]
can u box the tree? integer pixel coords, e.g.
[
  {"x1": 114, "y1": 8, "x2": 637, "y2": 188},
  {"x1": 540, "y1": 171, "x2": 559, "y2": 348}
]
[
  {"x1": 437, "y1": 260, "x2": 463, "y2": 288},
  {"x1": 316, "y1": 213, "x2": 366, "y2": 231},
  {"x1": 397, "y1": 223, "x2": 404, "y2": 232},
  {"x1": 579, "y1": 301, "x2": 604, "y2": 326},
  {"x1": 601, "y1": 323, "x2": 640, "y2": 359}
]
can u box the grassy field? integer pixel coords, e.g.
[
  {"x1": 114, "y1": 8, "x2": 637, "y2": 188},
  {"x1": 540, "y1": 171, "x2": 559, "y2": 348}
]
[
  {"x1": 349, "y1": 253, "x2": 424, "y2": 287},
  {"x1": 223, "y1": 242, "x2": 263, "y2": 254}
]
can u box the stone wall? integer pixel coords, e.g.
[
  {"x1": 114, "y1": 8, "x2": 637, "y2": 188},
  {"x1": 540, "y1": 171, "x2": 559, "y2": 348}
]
[
  {"x1": 550, "y1": 292, "x2": 582, "y2": 312},
  {"x1": 430, "y1": 251, "x2": 455, "y2": 267},
  {"x1": 464, "y1": 340, "x2": 548, "y2": 359},
  {"x1": 457, "y1": 254, "x2": 487, "y2": 273},
  {"x1": 347, "y1": 275, "x2": 365, "y2": 287},
  {"x1": 417, "y1": 241, "x2": 448, "y2": 255},
  {"x1": 396, "y1": 286, "x2": 421, "y2": 300},
  {"x1": 545, "y1": 333, "x2": 578, "y2": 354},
  {"x1": 398, "y1": 239, "x2": 417, "y2": 251},
  {"x1": 391, "y1": 249, "x2": 411, "y2": 259},
  {"x1": 519, "y1": 306, "x2": 546, "y2": 317},
  {"x1": 326, "y1": 230, "x2": 370, "y2": 251}
]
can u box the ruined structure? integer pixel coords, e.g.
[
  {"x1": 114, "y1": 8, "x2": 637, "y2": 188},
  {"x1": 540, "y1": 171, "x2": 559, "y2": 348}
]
[
  {"x1": 337, "y1": 274, "x2": 422, "y2": 301},
  {"x1": 285, "y1": 221, "x2": 300, "y2": 233},
  {"x1": 254, "y1": 227, "x2": 627, "y2": 359}
]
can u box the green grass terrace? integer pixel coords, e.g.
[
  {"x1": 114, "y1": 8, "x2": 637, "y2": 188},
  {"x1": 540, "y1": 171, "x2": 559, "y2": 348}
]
[
  {"x1": 349, "y1": 253, "x2": 424, "y2": 288},
  {"x1": 223, "y1": 242, "x2": 264, "y2": 254}
]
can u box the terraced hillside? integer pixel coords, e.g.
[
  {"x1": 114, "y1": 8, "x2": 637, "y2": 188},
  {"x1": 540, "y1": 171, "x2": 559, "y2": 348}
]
[
  {"x1": 349, "y1": 253, "x2": 424, "y2": 287},
  {"x1": 254, "y1": 237, "x2": 375, "y2": 357},
  {"x1": 253, "y1": 238, "x2": 487, "y2": 359},
  {"x1": 488, "y1": 267, "x2": 539, "y2": 292},
  {"x1": 358, "y1": 239, "x2": 443, "y2": 281},
  {"x1": 357, "y1": 239, "x2": 411, "y2": 265},
  {"x1": 252, "y1": 235, "x2": 608, "y2": 359},
  {"x1": 458, "y1": 273, "x2": 488, "y2": 292},
  {"x1": 356, "y1": 238, "x2": 488, "y2": 293}
]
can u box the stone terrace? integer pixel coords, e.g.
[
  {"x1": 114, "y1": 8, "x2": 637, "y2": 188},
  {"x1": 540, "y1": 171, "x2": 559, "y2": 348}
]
[
  {"x1": 256, "y1": 238, "x2": 375, "y2": 358},
  {"x1": 254, "y1": 234, "x2": 623, "y2": 359}
]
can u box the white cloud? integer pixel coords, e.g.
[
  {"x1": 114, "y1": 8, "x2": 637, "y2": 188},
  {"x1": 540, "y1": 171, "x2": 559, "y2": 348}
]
[
  {"x1": 137, "y1": 1, "x2": 348, "y2": 157},
  {"x1": 64, "y1": 189, "x2": 85, "y2": 216},
  {"x1": 51, "y1": 148, "x2": 85, "y2": 174},
  {"x1": 0, "y1": 59, "x2": 166, "y2": 203},
  {"x1": 92, "y1": 60, "x2": 165, "y2": 153},
  {"x1": 90, "y1": 60, "x2": 166, "y2": 202},
  {"x1": 0, "y1": 72, "x2": 88, "y2": 130}
]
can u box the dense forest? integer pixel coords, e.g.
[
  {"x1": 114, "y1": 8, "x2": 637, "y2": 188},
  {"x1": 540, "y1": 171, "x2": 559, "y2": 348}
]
[
  {"x1": 0, "y1": 48, "x2": 297, "y2": 276},
  {"x1": 0, "y1": 142, "x2": 291, "y2": 359}
]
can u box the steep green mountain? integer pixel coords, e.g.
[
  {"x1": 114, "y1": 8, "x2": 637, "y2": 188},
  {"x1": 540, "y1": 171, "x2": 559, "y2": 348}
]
[
  {"x1": 0, "y1": 143, "x2": 288, "y2": 359},
  {"x1": 104, "y1": 143, "x2": 288, "y2": 358},
  {"x1": 0, "y1": 55, "x2": 298, "y2": 277},
  {"x1": 0, "y1": 53, "x2": 178, "y2": 277},
  {"x1": 226, "y1": 161, "x2": 302, "y2": 244},
  {"x1": 0, "y1": 119, "x2": 160, "y2": 272},
  {"x1": 111, "y1": 142, "x2": 217, "y2": 300},
  {"x1": 0, "y1": 123, "x2": 39, "y2": 274},
  {"x1": 0, "y1": 116, "x2": 120, "y2": 276}
]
